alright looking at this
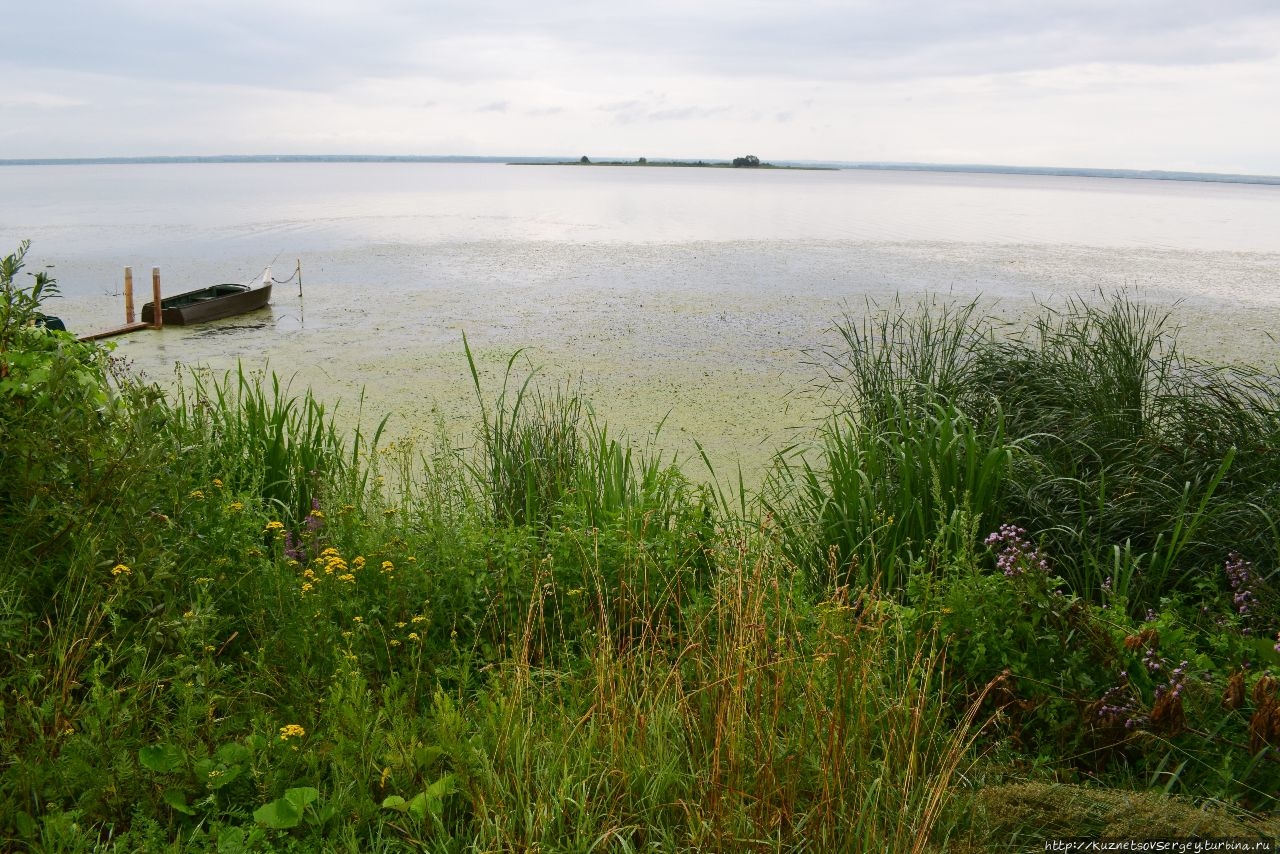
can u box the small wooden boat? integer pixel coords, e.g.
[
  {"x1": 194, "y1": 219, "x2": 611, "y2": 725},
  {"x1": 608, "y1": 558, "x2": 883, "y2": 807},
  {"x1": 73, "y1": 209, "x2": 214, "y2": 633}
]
[
  {"x1": 35, "y1": 313, "x2": 67, "y2": 332},
  {"x1": 141, "y1": 282, "x2": 272, "y2": 326}
]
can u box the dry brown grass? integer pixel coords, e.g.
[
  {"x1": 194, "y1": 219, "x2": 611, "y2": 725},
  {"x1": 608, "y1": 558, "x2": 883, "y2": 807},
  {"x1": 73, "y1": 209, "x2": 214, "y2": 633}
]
[{"x1": 959, "y1": 782, "x2": 1280, "y2": 849}]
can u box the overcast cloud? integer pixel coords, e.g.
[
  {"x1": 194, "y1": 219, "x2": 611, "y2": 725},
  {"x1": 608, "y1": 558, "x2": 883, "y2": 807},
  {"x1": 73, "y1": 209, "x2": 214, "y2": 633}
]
[{"x1": 3, "y1": 0, "x2": 1279, "y2": 172}]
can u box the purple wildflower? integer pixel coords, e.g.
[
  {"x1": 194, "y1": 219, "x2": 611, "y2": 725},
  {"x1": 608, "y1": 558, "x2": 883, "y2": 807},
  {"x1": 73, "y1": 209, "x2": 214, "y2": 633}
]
[
  {"x1": 1224, "y1": 552, "x2": 1256, "y2": 619},
  {"x1": 1096, "y1": 680, "x2": 1147, "y2": 731},
  {"x1": 984, "y1": 524, "x2": 1050, "y2": 577},
  {"x1": 283, "y1": 531, "x2": 303, "y2": 562},
  {"x1": 1224, "y1": 553, "x2": 1269, "y2": 638},
  {"x1": 305, "y1": 497, "x2": 325, "y2": 533},
  {"x1": 1143, "y1": 646, "x2": 1162, "y2": 674}
]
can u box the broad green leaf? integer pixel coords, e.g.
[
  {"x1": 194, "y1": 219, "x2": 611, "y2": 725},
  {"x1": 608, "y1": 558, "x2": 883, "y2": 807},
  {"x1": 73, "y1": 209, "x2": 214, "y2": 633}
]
[
  {"x1": 215, "y1": 743, "x2": 251, "y2": 764},
  {"x1": 283, "y1": 786, "x2": 319, "y2": 809},
  {"x1": 253, "y1": 797, "x2": 302, "y2": 829},
  {"x1": 380, "y1": 795, "x2": 407, "y2": 812},
  {"x1": 425, "y1": 772, "x2": 457, "y2": 800},
  {"x1": 139, "y1": 744, "x2": 184, "y2": 773},
  {"x1": 208, "y1": 765, "x2": 244, "y2": 790},
  {"x1": 162, "y1": 788, "x2": 196, "y2": 815}
]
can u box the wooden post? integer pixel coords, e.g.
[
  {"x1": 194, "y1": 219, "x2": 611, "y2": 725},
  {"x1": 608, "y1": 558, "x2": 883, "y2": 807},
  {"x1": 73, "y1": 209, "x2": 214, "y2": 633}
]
[
  {"x1": 296, "y1": 258, "x2": 303, "y2": 298},
  {"x1": 151, "y1": 267, "x2": 163, "y2": 329},
  {"x1": 123, "y1": 267, "x2": 135, "y2": 324}
]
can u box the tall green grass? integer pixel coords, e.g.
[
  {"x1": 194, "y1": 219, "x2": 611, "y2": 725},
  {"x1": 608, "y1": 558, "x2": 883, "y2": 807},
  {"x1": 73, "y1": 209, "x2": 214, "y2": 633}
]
[
  {"x1": 167, "y1": 364, "x2": 385, "y2": 525},
  {"x1": 437, "y1": 535, "x2": 988, "y2": 852},
  {"x1": 772, "y1": 293, "x2": 1280, "y2": 613},
  {"x1": 767, "y1": 396, "x2": 1013, "y2": 595},
  {"x1": 970, "y1": 296, "x2": 1280, "y2": 605}
]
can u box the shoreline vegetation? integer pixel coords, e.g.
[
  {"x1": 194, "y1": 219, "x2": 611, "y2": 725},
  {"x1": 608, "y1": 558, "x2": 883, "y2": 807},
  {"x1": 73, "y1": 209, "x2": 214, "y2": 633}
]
[
  {"x1": 1, "y1": 154, "x2": 1277, "y2": 185},
  {"x1": 4, "y1": 240, "x2": 1280, "y2": 850},
  {"x1": 513, "y1": 155, "x2": 835, "y2": 170}
]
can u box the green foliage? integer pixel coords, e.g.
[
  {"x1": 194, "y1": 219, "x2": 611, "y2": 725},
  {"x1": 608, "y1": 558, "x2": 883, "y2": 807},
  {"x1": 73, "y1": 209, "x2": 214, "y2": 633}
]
[
  {"x1": 920, "y1": 557, "x2": 1280, "y2": 807},
  {"x1": 970, "y1": 295, "x2": 1280, "y2": 608},
  {"x1": 253, "y1": 786, "x2": 321, "y2": 829},
  {"x1": 768, "y1": 395, "x2": 1012, "y2": 595},
  {"x1": 166, "y1": 364, "x2": 382, "y2": 526},
  {"x1": 4, "y1": 262, "x2": 1279, "y2": 849},
  {"x1": 0, "y1": 239, "x2": 60, "y2": 367},
  {"x1": 775, "y1": 293, "x2": 1280, "y2": 616}
]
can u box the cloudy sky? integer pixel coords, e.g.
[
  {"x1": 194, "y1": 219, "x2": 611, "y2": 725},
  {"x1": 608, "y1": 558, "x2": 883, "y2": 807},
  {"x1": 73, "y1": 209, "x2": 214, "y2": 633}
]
[{"x1": 4, "y1": 0, "x2": 1280, "y2": 174}]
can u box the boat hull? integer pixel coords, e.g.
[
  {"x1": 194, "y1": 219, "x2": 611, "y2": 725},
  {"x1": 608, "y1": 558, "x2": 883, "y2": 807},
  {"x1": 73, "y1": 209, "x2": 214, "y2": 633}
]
[{"x1": 141, "y1": 283, "x2": 271, "y2": 326}]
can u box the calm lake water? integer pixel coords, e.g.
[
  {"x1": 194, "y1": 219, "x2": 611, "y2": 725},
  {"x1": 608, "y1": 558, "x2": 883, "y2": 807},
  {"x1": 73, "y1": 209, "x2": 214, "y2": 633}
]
[{"x1": 4, "y1": 162, "x2": 1279, "y2": 475}]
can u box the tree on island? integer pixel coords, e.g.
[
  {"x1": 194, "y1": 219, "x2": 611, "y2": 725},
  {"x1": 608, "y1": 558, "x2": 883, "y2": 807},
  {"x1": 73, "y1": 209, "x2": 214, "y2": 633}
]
[
  {"x1": 580, "y1": 155, "x2": 591, "y2": 164},
  {"x1": 732, "y1": 154, "x2": 761, "y2": 168}
]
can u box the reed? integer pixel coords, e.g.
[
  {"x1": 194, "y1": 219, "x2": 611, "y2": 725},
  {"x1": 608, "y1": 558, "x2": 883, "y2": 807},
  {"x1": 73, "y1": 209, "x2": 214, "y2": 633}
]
[
  {"x1": 775, "y1": 293, "x2": 1280, "y2": 613},
  {"x1": 167, "y1": 363, "x2": 382, "y2": 525},
  {"x1": 767, "y1": 395, "x2": 1013, "y2": 595}
]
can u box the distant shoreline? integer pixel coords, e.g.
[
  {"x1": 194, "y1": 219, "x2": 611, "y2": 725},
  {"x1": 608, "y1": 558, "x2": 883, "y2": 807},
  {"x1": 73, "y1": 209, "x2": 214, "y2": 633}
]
[
  {"x1": 512, "y1": 159, "x2": 834, "y2": 171},
  {"x1": 0, "y1": 154, "x2": 1277, "y2": 185}
]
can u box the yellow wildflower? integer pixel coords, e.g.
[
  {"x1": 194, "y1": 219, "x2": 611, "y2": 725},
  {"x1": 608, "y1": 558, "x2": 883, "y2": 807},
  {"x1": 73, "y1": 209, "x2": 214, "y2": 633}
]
[
  {"x1": 352, "y1": 616, "x2": 363, "y2": 623},
  {"x1": 300, "y1": 582, "x2": 314, "y2": 593},
  {"x1": 353, "y1": 556, "x2": 366, "y2": 569},
  {"x1": 111, "y1": 563, "x2": 131, "y2": 577},
  {"x1": 408, "y1": 633, "x2": 420, "y2": 642},
  {"x1": 381, "y1": 560, "x2": 395, "y2": 574},
  {"x1": 319, "y1": 547, "x2": 340, "y2": 559},
  {"x1": 395, "y1": 621, "x2": 407, "y2": 629},
  {"x1": 411, "y1": 615, "x2": 427, "y2": 624},
  {"x1": 227, "y1": 501, "x2": 244, "y2": 513},
  {"x1": 338, "y1": 573, "x2": 355, "y2": 584},
  {"x1": 189, "y1": 490, "x2": 205, "y2": 500},
  {"x1": 389, "y1": 639, "x2": 402, "y2": 647},
  {"x1": 264, "y1": 520, "x2": 285, "y2": 535},
  {"x1": 212, "y1": 478, "x2": 224, "y2": 488},
  {"x1": 278, "y1": 724, "x2": 306, "y2": 742}
]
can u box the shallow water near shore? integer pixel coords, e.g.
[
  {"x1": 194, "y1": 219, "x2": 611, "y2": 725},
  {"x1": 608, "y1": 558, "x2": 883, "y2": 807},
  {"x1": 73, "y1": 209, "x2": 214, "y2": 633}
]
[
  {"x1": 8, "y1": 163, "x2": 1279, "y2": 481},
  {"x1": 95, "y1": 239, "x2": 1280, "y2": 483}
]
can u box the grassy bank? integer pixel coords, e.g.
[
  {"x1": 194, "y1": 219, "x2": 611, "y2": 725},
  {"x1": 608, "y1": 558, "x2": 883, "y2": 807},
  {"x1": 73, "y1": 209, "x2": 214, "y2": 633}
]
[{"x1": 3, "y1": 242, "x2": 1279, "y2": 851}]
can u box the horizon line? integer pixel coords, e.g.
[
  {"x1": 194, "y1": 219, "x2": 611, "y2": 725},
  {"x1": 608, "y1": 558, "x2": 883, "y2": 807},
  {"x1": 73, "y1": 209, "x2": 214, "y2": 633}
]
[{"x1": 1, "y1": 154, "x2": 1277, "y2": 185}]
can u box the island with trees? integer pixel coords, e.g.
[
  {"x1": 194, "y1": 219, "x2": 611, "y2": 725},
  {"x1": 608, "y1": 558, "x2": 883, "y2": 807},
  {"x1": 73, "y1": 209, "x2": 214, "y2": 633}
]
[{"x1": 517, "y1": 154, "x2": 833, "y2": 170}]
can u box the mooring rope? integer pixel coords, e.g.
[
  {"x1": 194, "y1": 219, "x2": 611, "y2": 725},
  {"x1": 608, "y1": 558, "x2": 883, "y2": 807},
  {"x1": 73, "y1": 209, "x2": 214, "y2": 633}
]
[
  {"x1": 269, "y1": 267, "x2": 300, "y2": 285},
  {"x1": 255, "y1": 256, "x2": 304, "y2": 298}
]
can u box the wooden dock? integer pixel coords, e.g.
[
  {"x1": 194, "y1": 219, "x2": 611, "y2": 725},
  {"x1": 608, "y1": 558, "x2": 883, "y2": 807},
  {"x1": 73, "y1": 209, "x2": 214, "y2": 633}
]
[
  {"x1": 78, "y1": 321, "x2": 150, "y2": 342},
  {"x1": 76, "y1": 266, "x2": 160, "y2": 341}
]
